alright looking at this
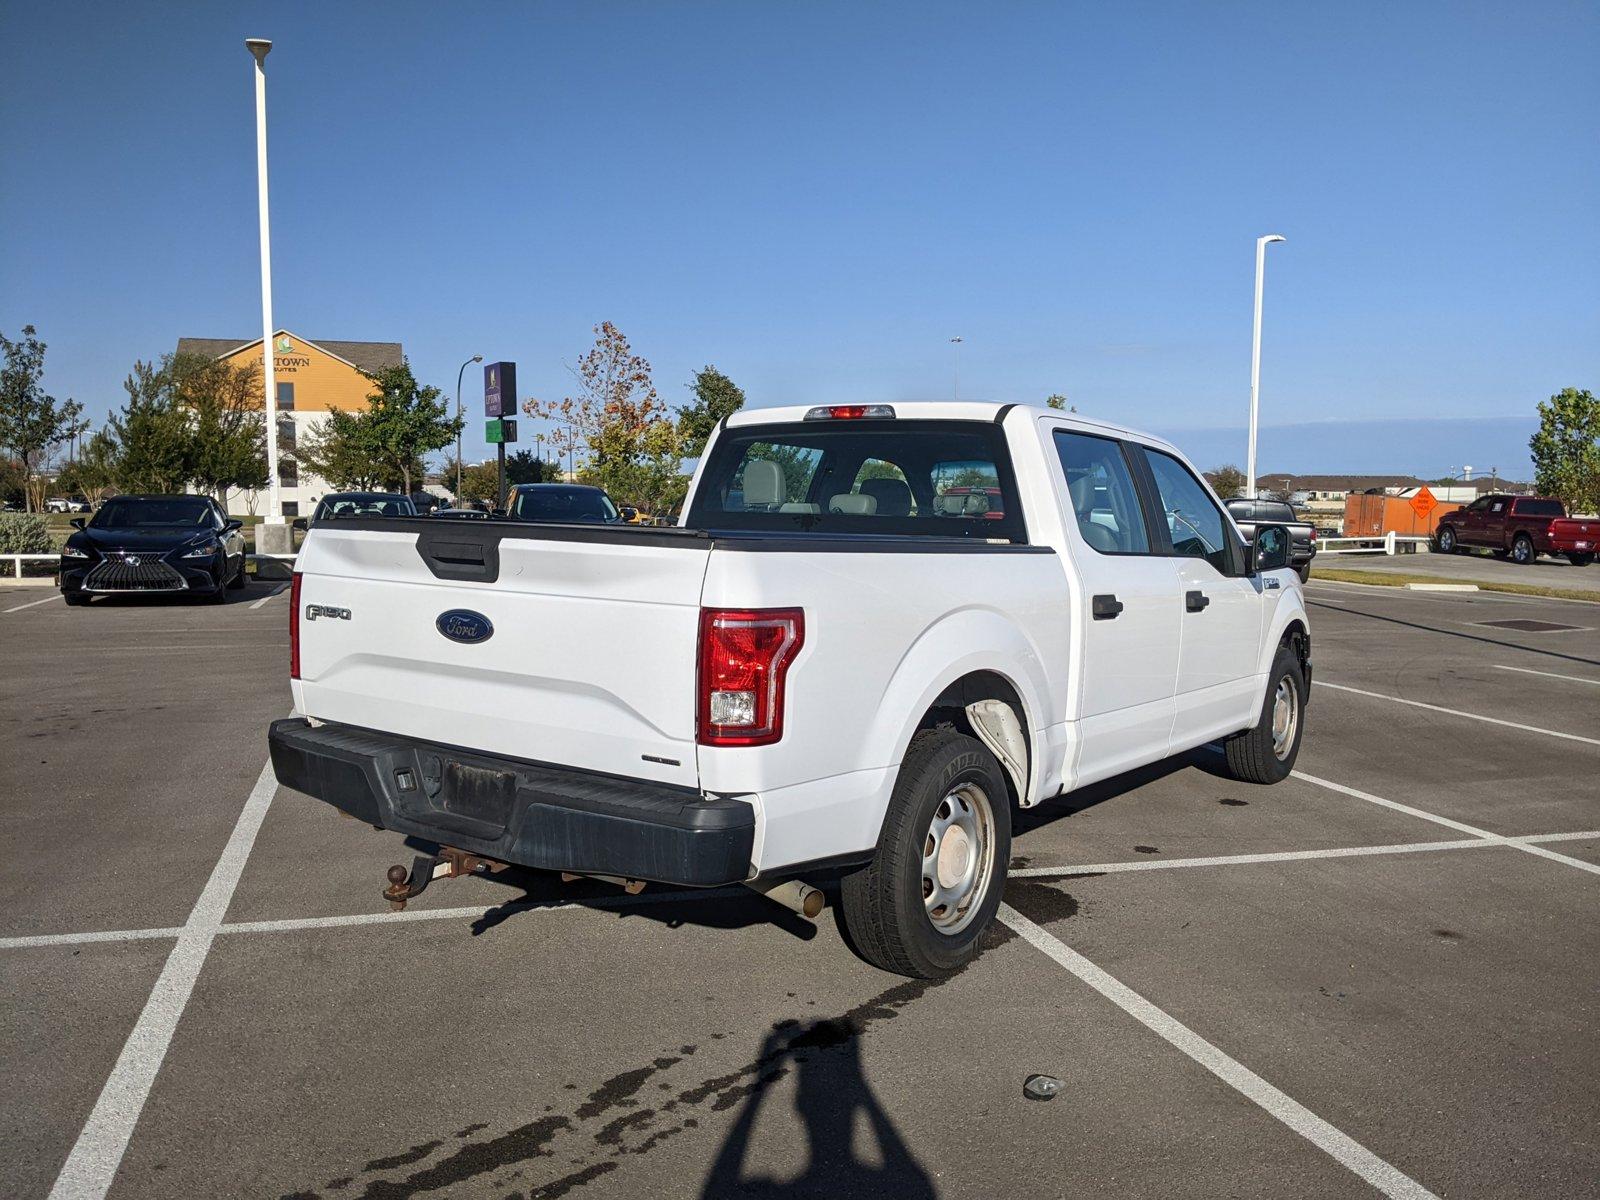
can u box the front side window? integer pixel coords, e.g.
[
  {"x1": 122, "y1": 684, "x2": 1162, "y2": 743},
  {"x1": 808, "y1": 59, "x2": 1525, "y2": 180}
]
[
  {"x1": 1053, "y1": 431, "x2": 1149, "y2": 554},
  {"x1": 689, "y1": 420, "x2": 1025, "y2": 541},
  {"x1": 1144, "y1": 449, "x2": 1233, "y2": 574}
]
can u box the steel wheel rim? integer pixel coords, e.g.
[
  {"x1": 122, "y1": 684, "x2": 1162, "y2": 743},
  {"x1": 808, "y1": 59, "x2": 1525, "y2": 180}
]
[
  {"x1": 1271, "y1": 676, "x2": 1299, "y2": 760},
  {"x1": 921, "y1": 782, "x2": 995, "y2": 935}
]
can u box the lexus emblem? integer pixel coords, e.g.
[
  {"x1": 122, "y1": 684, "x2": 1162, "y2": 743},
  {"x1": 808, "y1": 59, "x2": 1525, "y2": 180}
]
[{"x1": 126, "y1": 555, "x2": 142, "y2": 567}]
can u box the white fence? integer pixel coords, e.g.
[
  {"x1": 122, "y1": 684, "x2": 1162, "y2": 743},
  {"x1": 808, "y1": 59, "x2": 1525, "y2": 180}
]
[{"x1": 1317, "y1": 533, "x2": 1433, "y2": 556}]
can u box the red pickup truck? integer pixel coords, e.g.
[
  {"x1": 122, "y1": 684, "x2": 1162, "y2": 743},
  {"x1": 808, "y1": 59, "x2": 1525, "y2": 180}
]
[{"x1": 1434, "y1": 494, "x2": 1597, "y2": 566}]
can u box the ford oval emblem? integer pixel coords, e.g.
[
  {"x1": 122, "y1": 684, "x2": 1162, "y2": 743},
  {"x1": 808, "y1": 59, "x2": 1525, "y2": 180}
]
[{"x1": 436, "y1": 609, "x2": 494, "y2": 644}]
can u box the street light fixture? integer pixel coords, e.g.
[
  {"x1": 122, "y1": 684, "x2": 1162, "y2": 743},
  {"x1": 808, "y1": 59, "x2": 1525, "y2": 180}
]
[
  {"x1": 246, "y1": 37, "x2": 282, "y2": 527},
  {"x1": 1246, "y1": 234, "x2": 1286, "y2": 500},
  {"x1": 455, "y1": 354, "x2": 483, "y2": 499},
  {"x1": 949, "y1": 336, "x2": 963, "y2": 401}
]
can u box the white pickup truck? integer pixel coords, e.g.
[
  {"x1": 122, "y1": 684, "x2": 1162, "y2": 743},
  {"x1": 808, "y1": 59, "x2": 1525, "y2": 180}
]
[{"x1": 270, "y1": 402, "x2": 1309, "y2": 976}]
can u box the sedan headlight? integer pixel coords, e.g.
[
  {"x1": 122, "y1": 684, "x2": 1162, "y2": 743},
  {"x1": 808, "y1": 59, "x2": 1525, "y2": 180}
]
[
  {"x1": 62, "y1": 545, "x2": 89, "y2": 559},
  {"x1": 183, "y1": 540, "x2": 222, "y2": 559}
]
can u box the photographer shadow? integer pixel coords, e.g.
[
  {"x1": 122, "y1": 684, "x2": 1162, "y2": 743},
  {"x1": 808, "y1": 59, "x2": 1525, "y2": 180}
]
[{"x1": 701, "y1": 1020, "x2": 935, "y2": 1199}]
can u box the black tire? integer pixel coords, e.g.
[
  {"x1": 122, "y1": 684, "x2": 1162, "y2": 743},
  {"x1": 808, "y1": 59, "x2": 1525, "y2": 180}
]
[
  {"x1": 62, "y1": 592, "x2": 89, "y2": 607},
  {"x1": 839, "y1": 727, "x2": 1011, "y2": 978},
  {"x1": 1222, "y1": 642, "x2": 1307, "y2": 785},
  {"x1": 1568, "y1": 552, "x2": 1594, "y2": 567},
  {"x1": 1435, "y1": 525, "x2": 1458, "y2": 554},
  {"x1": 228, "y1": 554, "x2": 248, "y2": 589},
  {"x1": 1511, "y1": 533, "x2": 1536, "y2": 565},
  {"x1": 1295, "y1": 561, "x2": 1311, "y2": 584}
]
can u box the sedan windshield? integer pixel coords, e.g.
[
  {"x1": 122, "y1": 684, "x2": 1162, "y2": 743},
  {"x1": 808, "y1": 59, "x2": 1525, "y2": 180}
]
[
  {"x1": 510, "y1": 488, "x2": 619, "y2": 522},
  {"x1": 92, "y1": 497, "x2": 214, "y2": 528}
]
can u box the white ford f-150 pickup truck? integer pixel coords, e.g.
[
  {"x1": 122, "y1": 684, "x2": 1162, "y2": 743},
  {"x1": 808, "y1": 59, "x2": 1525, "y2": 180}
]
[{"x1": 270, "y1": 402, "x2": 1310, "y2": 976}]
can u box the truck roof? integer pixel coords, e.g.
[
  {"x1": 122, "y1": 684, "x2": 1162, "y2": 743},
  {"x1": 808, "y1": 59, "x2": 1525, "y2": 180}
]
[{"x1": 724, "y1": 400, "x2": 1181, "y2": 454}]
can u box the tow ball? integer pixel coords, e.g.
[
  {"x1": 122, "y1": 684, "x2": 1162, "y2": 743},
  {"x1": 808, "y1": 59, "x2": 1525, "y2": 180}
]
[{"x1": 383, "y1": 846, "x2": 510, "y2": 911}]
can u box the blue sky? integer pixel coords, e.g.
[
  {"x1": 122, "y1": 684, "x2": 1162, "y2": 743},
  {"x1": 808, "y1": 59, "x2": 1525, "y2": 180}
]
[{"x1": 2, "y1": 1, "x2": 1595, "y2": 477}]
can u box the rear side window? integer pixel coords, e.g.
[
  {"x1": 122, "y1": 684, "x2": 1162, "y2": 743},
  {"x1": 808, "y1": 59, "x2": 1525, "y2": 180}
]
[
  {"x1": 1053, "y1": 431, "x2": 1150, "y2": 554},
  {"x1": 1514, "y1": 499, "x2": 1563, "y2": 517},
  {"x1": 688, "y1": 419, "x2": 1026, "y2": 541}
]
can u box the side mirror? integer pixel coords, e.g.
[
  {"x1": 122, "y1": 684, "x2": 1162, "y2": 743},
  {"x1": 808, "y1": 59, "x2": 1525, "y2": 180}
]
[
  {"x1": 70, "y1": 517, "x2": 87, "y2": 530},
  {"x1": 1254, "y1": 524, "x2": 1291, "y2": 573},
  {"x1": 619, "y1": 506, "x2": 638, "y2": 523},
  {"x1": 224, "y1": 518, "x2": 243, "y2": 532},
  {"x1": 291, "y1": 517, "x2": 308, "y2": 532}
]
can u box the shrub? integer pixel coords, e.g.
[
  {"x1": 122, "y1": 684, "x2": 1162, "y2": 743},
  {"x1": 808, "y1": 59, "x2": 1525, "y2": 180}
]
[{"x1": 0, "y1": 513, "x2": 55, "y2": 554}]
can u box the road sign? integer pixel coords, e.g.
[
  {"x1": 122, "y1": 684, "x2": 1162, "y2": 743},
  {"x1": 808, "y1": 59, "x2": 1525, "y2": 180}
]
[
  {"x1": 486, "y1": 418, "x2": 518, "y2": 444},
  {"x1": 484, "y1": 361, "x2": 517, "y2": 418},
  {"x1": 1408, "y1": 486, "x2": 1437, "y2": 519}
]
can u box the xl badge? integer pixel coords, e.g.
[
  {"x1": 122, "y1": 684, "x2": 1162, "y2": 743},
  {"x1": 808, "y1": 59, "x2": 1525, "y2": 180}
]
[{"x1": 437, "y1": 609, "x2": 493, "y2": 644}]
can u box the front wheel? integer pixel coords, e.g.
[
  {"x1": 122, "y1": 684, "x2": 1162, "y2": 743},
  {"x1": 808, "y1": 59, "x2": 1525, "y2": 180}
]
[
  {"x1": 1222, "y1": 643, "x2": 1307, "y2": 785},
  {"x1": 1568, "y1": 552, "x2": 1594, "y2": 567},
  {"x1": 228, "y1": 555, "x2": 248, "y2": 589},
  {"x1": 839, "y1": 727, "x2": 1011, "y2": 978},
  {"x1": 1511, "y1": 534, "x2": 1536, "y2": 565},
  {"x1": 62, "y1": 592, "x2": 89, "y2": 607},
  {"x1": 1436, "y1": 526, "x2": 1458, "y2": 554}
]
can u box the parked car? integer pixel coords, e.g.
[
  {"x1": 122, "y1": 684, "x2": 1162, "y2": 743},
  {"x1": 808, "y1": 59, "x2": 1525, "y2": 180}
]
[
  {"x1": 302, "y1": 492, "x2": 416, "y2": 528},
  {"x1": 0, "y1": 499, "x2": 22, "y2": 513},
  {"x1": 1225, "y1": 498, "x2": 1317, "y2": 582},
  {"x1": 505, "y1": 483, "x2": 625, "y2": 523},
  {"x1": 270, "y1": 402, "x2": 1308, "y2": 977},
  {"x1": 46, "y1": 496, "x2": 92, "y2": 513},
  {"x1": 1434, "y1": 494, "x2": 1596, "y2": 566},
  {"x1": 409, "y1": 492, "x2": 447, "y2": 516},
  {"x1": 59, "y1": 494, "x2": 247, "y2": 605}
]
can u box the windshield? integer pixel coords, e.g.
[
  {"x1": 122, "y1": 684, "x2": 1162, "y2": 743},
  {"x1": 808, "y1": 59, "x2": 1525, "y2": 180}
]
[
  {"x1": 687, "y1": 419, "x2": 1026, "y2": 541},
  {"x1": 92, "y1": 497, "x2": 214, "y2": 528},
  {"x1": 314, "y1": 494, "x2": 415, "y2": 521},
  {"x1": 509, "y1": 487, "x2": 620, "y2": 523}
]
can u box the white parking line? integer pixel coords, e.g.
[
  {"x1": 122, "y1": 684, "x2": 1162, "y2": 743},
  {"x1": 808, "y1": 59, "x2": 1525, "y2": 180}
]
[
  {"x1": 1313, "y1": 680, "x2": 1600, "y2": 747},
  {"x1": 47, "y1": 761, "x2": 278, "y2": 1200},
  {"x1": 249, "y1": 583, "x2": 289, "y2": 611},
  {"x1": 998, "y1": 905, "x2": 1439, "y2": 1199},
  {"x1": 1292, "y1": 771, "x2": 1600, "y2": 877},
  {"x1": 1009, "y1": 830, "x2": 1600, "y2": 878},
  {"x1": 0, "y1": 926, "x2": 185, "y2": 951},
  {"x1": 3, "y1": 593, "x2": 62, "y2": 613},
  {"x1": 1493, "y1": 664, "x2": 1600, "y2": 687}
]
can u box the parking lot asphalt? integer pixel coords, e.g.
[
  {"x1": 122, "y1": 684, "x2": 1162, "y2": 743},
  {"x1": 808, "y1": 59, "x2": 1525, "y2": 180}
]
[{"x1": 2, "y1": 577, "x2": 1596, "y2": 1198}]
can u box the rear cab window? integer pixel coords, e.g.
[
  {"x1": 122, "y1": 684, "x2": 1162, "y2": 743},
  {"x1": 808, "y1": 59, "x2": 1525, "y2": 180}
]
[
  {"x1": 688, "y1": 419, "x2": 1026, "y2": 542},
  {"x1": 1513, "y1": 498, "x2": 1564, "y2": 517}
]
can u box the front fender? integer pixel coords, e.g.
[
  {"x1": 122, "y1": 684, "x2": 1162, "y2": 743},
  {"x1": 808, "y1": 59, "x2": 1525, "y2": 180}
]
[{"x1": 1258, "y1": 583, "x2": 1311, "y2": 679}]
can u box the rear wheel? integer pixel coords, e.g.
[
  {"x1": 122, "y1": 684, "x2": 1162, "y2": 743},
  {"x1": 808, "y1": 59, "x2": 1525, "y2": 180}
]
[
  {"x1": 1222, "y1": 643, "x2": 1306, "y2": 785},
  {"x1": 1436, "y1": 526, "x2": 1458, "y2": 554},
  {"x1": 1511, "y1": 533, "x2": 1536, "y2": 565},
  {"x1": 1568, "y1": 552, "x2": 1595, "y2": 567},
  {"x1": 839, "y1": 727, "x2": 1010, "y2": 978}
]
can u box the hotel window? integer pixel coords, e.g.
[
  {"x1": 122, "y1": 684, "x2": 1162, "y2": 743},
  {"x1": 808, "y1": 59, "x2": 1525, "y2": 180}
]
[
  {"x1": 277, "y1": 381, "x2": 295, "y2": 411},
  {"x1": 279, "y1": 457, "x2": 298, "y2": 486},
  {"x1": 277, "y1": 417, "x2": 296, "y2": 450},
  {"x1": 282, "y1": 501, "x2": 299, "y2": 517}
]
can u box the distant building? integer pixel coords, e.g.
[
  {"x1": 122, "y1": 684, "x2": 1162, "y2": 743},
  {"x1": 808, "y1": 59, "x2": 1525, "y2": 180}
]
[{"x1": 175, "y1": 331, "x2": 403, "y2": 516}]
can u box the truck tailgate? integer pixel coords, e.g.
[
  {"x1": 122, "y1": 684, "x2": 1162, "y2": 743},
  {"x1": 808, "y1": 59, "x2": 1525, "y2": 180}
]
[{"x1": 292, "y1": 523, "x2": 711, "y2": 788}]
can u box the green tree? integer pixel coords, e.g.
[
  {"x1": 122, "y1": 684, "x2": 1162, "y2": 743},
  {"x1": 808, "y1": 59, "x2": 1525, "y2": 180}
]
[
  {"x1": 1045, "y1": 393, "x2": 1074, "y2": 412},
  {"x1": 55, "y1": 428, "x2": 121, "y2": 503},
  {"x1": 0, "y1": 455, "x2": 24, "y2": 506},
  {"x1": 455, "y1": 460, "x2": 501, "y2": 503},
  {"x1": 298, "y1": 362, "x2": 460, "y2": 493},
  {"x1": 107, "y1": 359, "x2": 195, "y2": 493},
  {"x1": 679, "y1": 366, "x2": 746, "y2": 458},
  {"x1": 1206, "y1": 464, "x2": 1247, "y2": 499},
  {"x1": 173, "y1": 352, "x2": 266, "y2": 504},
  {"x1": 0, "y1": 325, "x2": 88, "y2": 511},
  {"x1": 1529, "y1": 387, "x2": 1600, "y2": 514},
  {"x1": 505, "y1": 448, "x2": 552, "y2": 486}
]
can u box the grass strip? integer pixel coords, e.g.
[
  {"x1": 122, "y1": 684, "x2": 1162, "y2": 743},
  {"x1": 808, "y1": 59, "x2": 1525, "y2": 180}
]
[{"x1": 1313, "y1": 567, "x2": 1600, "y2": 604}]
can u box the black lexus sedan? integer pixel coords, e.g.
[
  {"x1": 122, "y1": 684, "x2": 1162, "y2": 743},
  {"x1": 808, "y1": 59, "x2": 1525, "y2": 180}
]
[{"x1": 59, "y1": 494, "x2": 247, "y2": 606}]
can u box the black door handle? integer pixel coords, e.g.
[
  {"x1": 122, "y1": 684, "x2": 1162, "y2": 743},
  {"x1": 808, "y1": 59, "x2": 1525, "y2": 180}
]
[
  {"x1": 1186, "y1": 590, "x2": 1210, "y2": 612},
  {"x1": 1092, "y1": 594, "x2": 1124, "y2": 620}
]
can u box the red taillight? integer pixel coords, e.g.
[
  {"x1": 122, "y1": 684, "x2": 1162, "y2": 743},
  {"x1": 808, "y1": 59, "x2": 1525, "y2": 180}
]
[
  {"x1": 697, "y1": 607, "x2": 804, "y2": 746},
  {"x1": 1309, "y1": 527, "x2": 1318, "y2": 541},
  {"x1": 289, "y1": 571, "x2": 302, "y2": 680}
]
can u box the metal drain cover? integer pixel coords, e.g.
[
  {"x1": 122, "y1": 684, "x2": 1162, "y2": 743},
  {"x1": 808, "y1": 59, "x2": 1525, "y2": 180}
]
[{"x1": 1476, "y1": 619, "x2": 1583, "y2": 633}]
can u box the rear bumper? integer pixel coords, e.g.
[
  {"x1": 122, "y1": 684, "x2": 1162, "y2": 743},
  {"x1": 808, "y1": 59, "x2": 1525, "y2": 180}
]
[{"x1": 268, "y1": 718, "x2": 754, "y2": 887}]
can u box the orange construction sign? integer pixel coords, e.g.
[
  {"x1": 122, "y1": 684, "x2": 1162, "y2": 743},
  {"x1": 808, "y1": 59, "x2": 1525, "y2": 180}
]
[{"x1": 1408, "y1": 486, "x2": 1438, "y2": 519}]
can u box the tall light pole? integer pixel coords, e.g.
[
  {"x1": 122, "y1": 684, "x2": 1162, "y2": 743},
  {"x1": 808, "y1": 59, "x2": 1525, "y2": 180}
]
[
  {"x1": 454, "y1": 354, "x2": 482, "y2": 499},
  {"x1": 1246, "y1": 234, "x2": 1286, "y2": 500},
  {"x1": 246, "y1": 38, "x2": 281, "y2": 524},
  {"x1": 949, "y1": 336, "x2": 963, "y2": 400}
]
